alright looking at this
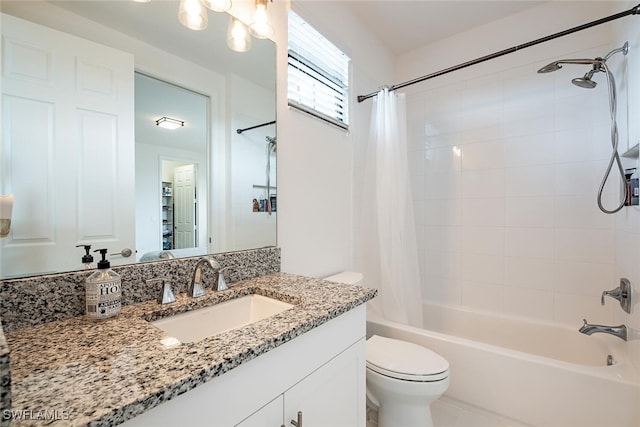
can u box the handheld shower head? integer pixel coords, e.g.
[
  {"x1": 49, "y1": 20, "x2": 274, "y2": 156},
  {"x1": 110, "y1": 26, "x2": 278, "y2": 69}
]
[{"x1": 571, "y1": 66, "x2": 598, "y2": 88}]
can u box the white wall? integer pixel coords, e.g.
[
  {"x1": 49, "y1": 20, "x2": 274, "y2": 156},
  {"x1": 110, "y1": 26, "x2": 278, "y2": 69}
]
[
  {"x1": 273, "y1": 0, "x2": 395, "y2": 277},
  {"x1": 395, "y1": 0, "x2": 639, "y2": 331}
]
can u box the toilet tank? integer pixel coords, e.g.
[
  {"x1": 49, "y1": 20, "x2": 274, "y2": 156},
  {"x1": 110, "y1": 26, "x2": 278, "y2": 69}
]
[{"x1": 323, "y1": 271, "x2": 363, "y2": 286}]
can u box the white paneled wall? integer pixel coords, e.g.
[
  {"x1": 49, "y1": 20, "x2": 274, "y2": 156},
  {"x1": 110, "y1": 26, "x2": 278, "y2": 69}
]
[{"x1": 399, "y1": 1, "x2": 638, "y2": 328}]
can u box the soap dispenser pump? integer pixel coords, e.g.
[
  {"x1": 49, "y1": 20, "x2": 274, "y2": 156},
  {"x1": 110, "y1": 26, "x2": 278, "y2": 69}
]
[
  {"x1": 76, "y1": 244, "x2": 94, "y2": 269},
  {"x1": 84, "y1": 249, "x2": 122, "y2": 320}
]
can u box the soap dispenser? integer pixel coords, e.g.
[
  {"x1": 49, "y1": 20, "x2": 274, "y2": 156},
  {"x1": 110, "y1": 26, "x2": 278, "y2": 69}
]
[
  {"x1": 85, "y1": 249, "x2": 122, "y2": 320},
  {"x1": 76, "y1": 244, "x2": 94, "y2": 269}
]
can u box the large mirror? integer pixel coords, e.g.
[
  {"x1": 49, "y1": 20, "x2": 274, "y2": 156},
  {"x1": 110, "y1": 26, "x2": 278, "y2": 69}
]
[{"x1": 0, "y1": 0, "x2": 277, "y2": 279}]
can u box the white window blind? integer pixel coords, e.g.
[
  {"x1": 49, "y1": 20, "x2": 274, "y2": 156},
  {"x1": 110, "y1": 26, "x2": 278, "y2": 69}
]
[{"x1": 288, "y1": 10, "x2": 350, "y2": 130}]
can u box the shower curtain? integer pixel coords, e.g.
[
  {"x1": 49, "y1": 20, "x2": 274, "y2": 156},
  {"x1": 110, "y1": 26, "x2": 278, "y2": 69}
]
[{"x1": 362, "y1": 88, "x2": 423, "y2": 327}]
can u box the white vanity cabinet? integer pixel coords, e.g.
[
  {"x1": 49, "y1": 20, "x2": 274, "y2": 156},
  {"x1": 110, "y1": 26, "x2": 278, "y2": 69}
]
[{"x1": 122, "y1": 305, "x2": 366, "y2": 427}]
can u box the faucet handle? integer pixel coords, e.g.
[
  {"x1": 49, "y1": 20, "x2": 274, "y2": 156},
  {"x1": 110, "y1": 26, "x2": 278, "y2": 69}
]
[
  {"x1": 147, "y1": 277, "x2": 176, "y2": 304},
  {"x1": 215, "y1": 266, "x2": 237, "y2": 291},
  {"x1": 601, "y1": 278, "x2": 632, "y2": 314}
]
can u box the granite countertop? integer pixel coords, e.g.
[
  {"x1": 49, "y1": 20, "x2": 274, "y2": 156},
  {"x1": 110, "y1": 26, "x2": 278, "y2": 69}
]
[{"x1": 4, "y1": 272, "x2": 376, "y2": 426}]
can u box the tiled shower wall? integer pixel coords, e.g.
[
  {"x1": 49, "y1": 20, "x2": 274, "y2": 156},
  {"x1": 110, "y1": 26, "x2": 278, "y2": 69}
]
[{"x1": 399, "y1": 1, "x2": 639, "y2": 328}]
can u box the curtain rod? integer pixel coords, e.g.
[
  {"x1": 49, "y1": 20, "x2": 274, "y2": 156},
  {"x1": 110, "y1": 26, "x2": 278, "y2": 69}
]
[
  {"x1": 357, "y1": 3, "x2": 640, "y2": 103},
  {"x1": 236, "y1": 120, "x2": 276, "y2": 134}
]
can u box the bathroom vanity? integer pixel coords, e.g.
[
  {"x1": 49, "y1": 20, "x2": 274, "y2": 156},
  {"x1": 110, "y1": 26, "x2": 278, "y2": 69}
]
[{"x1": 0, "y1": 251, "x2": 376, "y2": 426}]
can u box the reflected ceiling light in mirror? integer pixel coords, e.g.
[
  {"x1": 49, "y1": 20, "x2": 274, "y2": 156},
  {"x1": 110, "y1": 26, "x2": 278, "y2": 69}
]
[
  {"x1": 202, "y1": 0, "x2": 232, "y2": 13},
  {"x1": 249, "y1": 0, "x2": 274, "y2": 39},
  {"x1": 178, "y1": 0, "x2": 208, "y2": 30},
  {"x1": 227, "y1": 17, "x2": 251, "y2": 52},
  {"x1": 155, "y1": 116, "x2": 185, "y2": 130}
]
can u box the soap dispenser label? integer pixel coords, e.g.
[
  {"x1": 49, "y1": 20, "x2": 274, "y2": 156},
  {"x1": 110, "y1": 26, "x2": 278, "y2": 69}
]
[{"x1": 86, "y1": 279, "x2": 121, "y2": 319}]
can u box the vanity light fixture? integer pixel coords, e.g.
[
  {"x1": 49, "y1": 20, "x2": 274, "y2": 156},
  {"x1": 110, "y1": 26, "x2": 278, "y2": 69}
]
[
  {"x1": 178, "y1": 0, "x2": 208, "y2": 30},
  {"x1": 227, "y1": 16, "x2": 252, "y2": 52},
  {"x1": 249, "y1": 0, "x2": 274, "y2": 39},
  {"x1": 155, "y1": 116, "x2": 185, "y2": 130},
  {"x1": 201, "y1": 0, "x2": 232, "y2": 12}
]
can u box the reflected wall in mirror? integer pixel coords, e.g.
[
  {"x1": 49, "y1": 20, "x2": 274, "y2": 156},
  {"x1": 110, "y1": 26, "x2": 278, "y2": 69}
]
[
  {"x1": 0, "y1": 1, "x2": 276, "y2": 279},
  {"x1": 134, "y1": 73, "x2": 208, "y2": 262}
]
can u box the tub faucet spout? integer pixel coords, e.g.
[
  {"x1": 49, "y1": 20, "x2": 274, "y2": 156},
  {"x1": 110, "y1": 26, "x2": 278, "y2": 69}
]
[{"x1": 579, "y1": 319, "x2": 627, "y2": 341}]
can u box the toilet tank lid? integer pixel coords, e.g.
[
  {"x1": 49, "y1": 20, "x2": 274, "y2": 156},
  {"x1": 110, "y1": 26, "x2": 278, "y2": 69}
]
[{"x1": 323, "y1": 271, "x2": 363, "y2": 286}]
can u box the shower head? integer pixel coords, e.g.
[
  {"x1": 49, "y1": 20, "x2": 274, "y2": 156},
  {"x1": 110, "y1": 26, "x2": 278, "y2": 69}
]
[
  {"x1": 571, "y1": 66, "x2": 598, "y2": 89},
  {"x1": 537, "y1": 58, "x2": 600, "y2": 73},
  {"x1": 537, "y1": 62, "x2": 562, "y2": 73},
  {"x1": 537, "y1": 41, "x2": 629, "y2": 83}
]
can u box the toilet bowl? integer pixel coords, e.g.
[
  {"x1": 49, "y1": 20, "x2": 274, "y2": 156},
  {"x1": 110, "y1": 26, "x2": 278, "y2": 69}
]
[
  {"x1": 366, "y1": 334, "x2": 449, "y2": 427},
  {"x1": 323, "y1": 272, "x2": 450, "y2": 427}
]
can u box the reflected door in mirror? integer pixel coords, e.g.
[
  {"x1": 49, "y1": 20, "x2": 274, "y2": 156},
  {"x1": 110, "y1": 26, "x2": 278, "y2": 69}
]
[{"x1": 1, "y1": 14, "x2": 135, "y2": 277}]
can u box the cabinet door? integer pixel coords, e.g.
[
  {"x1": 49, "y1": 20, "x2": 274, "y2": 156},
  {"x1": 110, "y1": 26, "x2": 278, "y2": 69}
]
[
  {"x1": 284, "y1": 339, "x2": 366, "y2": 427},
  {"x1": 235, "y1": 395, "x2": 283, "y2": 427}
]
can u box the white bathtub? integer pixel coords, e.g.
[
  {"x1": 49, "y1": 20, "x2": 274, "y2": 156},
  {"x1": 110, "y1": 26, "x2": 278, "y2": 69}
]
[{"x1": 366, "y1": 303, "x2": 640, "y2": 427}]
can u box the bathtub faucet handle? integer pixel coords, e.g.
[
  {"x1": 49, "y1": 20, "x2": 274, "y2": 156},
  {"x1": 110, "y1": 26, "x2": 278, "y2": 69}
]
[{"x1": 600, "y1": 278, "x2": 632, "y2": 314}]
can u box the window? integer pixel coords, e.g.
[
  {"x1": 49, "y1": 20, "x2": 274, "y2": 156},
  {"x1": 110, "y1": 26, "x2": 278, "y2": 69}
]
[{"x1": 288, "y1": 10, "x2": 350, "y2": 130}]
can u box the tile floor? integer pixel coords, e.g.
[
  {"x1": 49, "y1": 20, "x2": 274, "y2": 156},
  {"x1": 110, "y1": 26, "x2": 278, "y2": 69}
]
[{"x1": 367, "y1": 396, "x2": 533, "y2": 427}]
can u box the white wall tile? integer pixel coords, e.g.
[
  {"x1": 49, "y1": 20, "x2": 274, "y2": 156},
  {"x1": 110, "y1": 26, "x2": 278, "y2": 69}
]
[
  {"x1": 423, "y1": 275, "x2": 462, "y2": 306},
  {"x1": 503, "y1": 287, "x2": 554, "y2": 321},
  {"x1": 462, "y1": 253, "x2": 504, "y2": 284},
  {"x1": 503, "y1": 134, "x2": 554, "y2": 167},
  {"x1": 424, "y1": 250, "x2": 462, "y2": 279},
  {"x1": 462, "y1": 198, "x2": 505, "y2": 227},
  {"x1": 554, "y1": 260, "x2": 613, "y2": 296},
  {"x1": 505, "y1": 197, "x2": 554, "y2": 227},
  {"x1": 424, "y1": 171, "x2": 461, "y2": 199},
  {"x1": 462, "y1": 226, "x2": 504, "y2": 256},
  {"x1": 461, "y1": 140, "x2": 505, "y2": 170},
  {"x1": 505, "y1": 165, "x2": 555, "y2": 197},
  {"x1": 425, "y1": 225, "x2": 462, "y2": 253},
  {"x1": 505, "y1": 227, "x2": 554, "y2": 258},
  {"x1": 554, "y1": 292, "x2": 614, "y2": 326},
  {"x1": 461, "y1": 281, "x2": 504, "y2": 312},
  {"x1": 461, "y1": 169, "x2": 504, "y2": 198},
  {"x1": 424, "y1": 198, "x2": 462, "y2": 226},
  {"x1": 504, "y1": 256, "x2": 554, "y2": 290},
  {"x1": 554, "y1": 228, "x2": 614, "y2": 263}
]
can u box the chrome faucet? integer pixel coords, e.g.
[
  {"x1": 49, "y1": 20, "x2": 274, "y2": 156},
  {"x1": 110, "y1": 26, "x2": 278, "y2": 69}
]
[
  {"x1": 188, "y1": 257, "x2": 225, "y2": 297},
  {"x1": 579, "y1": 319, "x2": 627, "y2": 341}
]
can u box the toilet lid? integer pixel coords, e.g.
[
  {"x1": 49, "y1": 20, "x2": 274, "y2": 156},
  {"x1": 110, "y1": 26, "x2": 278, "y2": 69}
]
[{"x1": 366, "y1": 335, "x2": 449, "y2": 382}]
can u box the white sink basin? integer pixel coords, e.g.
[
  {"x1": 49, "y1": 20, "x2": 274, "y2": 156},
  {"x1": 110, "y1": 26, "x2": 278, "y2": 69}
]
[{"x1": 151, "y1": 295, "x2": 294, "y2": 344}]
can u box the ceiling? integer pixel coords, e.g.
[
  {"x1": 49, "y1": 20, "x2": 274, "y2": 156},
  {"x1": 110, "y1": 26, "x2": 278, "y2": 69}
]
[
  {"x1": 341, "y1": 0, "x2": 546, "y2": 55},
  {"x1": 2, "y1": 0, "x2": 549, "y2": 148}
]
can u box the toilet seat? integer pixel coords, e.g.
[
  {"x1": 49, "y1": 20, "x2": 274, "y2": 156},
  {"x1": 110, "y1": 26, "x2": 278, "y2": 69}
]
[{"x1": 366, "y1": 335, "x2": 449, "y2": 382}]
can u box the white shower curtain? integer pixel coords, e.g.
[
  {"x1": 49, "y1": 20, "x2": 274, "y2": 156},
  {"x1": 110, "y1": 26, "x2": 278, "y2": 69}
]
[{"x1": 362, "y1": 88, "x2": 423, "y2": 327}]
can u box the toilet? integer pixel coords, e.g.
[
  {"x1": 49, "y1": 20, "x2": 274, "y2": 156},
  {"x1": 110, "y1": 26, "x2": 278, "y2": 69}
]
[{"x1": 323, "y1": 272, "x2": 450, "y2": 427}]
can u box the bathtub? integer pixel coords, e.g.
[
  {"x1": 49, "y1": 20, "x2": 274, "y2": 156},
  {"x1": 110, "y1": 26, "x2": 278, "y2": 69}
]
[{"x1": 366, "y1": 302, "x2": 640, "y2": 427}]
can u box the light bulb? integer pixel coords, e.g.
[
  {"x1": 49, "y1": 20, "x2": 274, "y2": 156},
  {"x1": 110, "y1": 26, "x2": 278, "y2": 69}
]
[
  {"x1": 178, "y1": 0, "x2": 208, "y2": 31},
  {"x1": 201, "y1": 0, "x2": 232, "y2": 12},
  {"x1": 227, "y1": 17, "x2": 251, "y2": 52},
  {"x1": 249, "y1": 0, "x2": 274, "y2": 39}
]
